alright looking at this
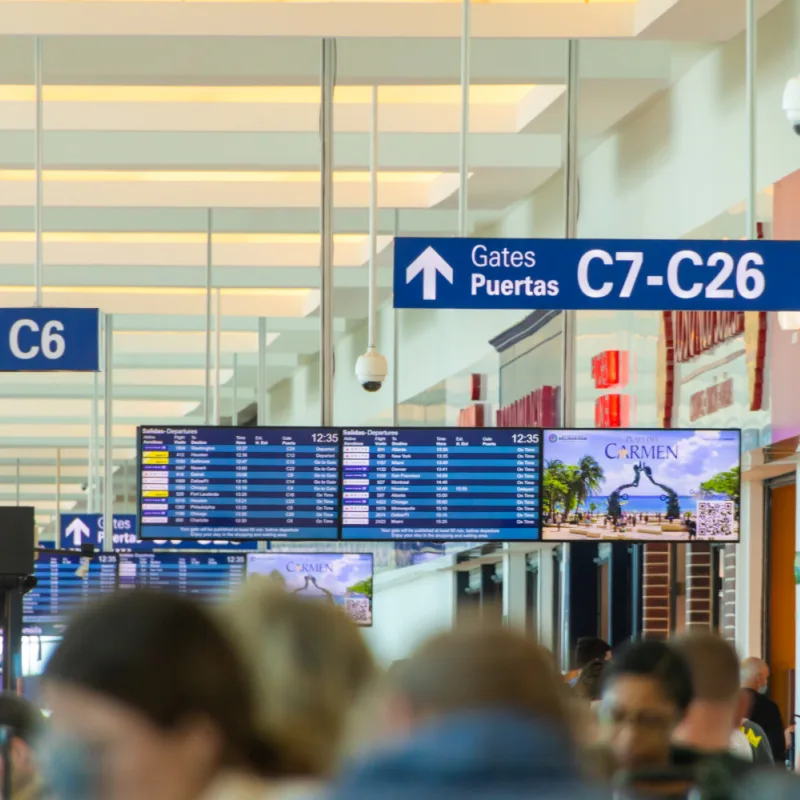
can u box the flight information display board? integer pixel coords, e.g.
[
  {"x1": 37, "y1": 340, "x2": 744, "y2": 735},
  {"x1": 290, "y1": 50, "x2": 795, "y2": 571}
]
[
  {"x1": 23, "y1": 552, "x2": 118, "y2": 637},
  {"x1": 340, "y1": 428, "x2": 542, "y2": 541},
  {"x1": 138, "y1": 427, "x2": 340, "y2": 540},
  {"x1": 119, "y1": 553, "x2": 246, "y2": 600}
]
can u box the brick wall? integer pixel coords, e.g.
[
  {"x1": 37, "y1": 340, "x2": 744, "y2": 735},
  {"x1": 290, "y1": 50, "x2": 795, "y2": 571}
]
[
  {"x1": 643, "y1": 543, "x2": 671, "y2": 639},
  {"x1": 685, "y1": 543, "x2": 713, "y2": 630}
]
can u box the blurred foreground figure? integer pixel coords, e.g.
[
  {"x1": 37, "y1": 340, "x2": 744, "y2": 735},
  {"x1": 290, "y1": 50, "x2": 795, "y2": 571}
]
[
  {"x1": 223, "y1": 578, "x2": 376, "y2": 792},
  {"x1": 41, "y1": 590, "x2": 279, "y2": 800},
  {"x1": 671, "y1": 633, "x2": 758, "y2": 779},
  {"x1": 598, "y1": 640, "x2": 693, "y2": 774},
  {"x1": 328, "y1": 627, "x2": 606, "y2": 800},
  {"x1": 0, "y1": 693, "x2": 45, "y2": 800}
]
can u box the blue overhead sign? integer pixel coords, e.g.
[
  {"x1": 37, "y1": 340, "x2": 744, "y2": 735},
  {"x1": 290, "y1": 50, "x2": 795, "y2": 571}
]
[
  {"x1": 393, "y1": 238, "x2": 800, "y2": 311},
  {"x1": 0, "y1": 308, "x2": 99, "y2": 371},
  {"x1": 59, "y1": 514, "x2": 259, "y2": 552}
]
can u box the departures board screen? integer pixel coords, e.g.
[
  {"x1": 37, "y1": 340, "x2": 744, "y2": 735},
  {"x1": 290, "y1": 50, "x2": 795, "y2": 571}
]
[
  {"x1": 340, "y1": 428, "x2": 542, "y2": 541},
  {"x1": 138, "y1": 427, "x2": 341, "y2": 540},
  {"x1": 23, "y1": 552, "x2": 118, "y2": 637},
  {"x1": 119, "y1": 553, "x2": 246, "y2": 600}
]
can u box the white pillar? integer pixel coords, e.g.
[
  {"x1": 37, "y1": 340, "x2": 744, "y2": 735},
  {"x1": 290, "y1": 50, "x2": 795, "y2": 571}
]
[
  {"x1": 736, "y1": 472, "x2": 764, "y2": 655},
  {"x1": 502, "y1": 544, "x2": 528, "y2": 631},
  {"x1": 538, "y1": 544, "x2": 556, "y2": 651}
]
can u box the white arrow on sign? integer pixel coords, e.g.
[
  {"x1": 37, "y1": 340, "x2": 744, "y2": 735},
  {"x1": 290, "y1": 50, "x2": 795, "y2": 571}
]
[
  {"x1": 65, "y1": 517, "x2": 92, "y2": 546},
  {"x1": 405, "y1": 246, "x2": 454, "y2": 301}
]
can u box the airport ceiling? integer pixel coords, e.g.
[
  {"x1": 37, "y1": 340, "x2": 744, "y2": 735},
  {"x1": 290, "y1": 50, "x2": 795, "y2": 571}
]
[{"x1": 0, "y1": 0, "x2": 780, "y2": 527}]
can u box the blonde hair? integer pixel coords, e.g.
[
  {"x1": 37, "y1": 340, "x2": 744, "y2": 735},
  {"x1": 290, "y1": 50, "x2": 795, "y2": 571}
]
[{"x1": 222, "y1": 577, "x2": 377, "y2": 777}]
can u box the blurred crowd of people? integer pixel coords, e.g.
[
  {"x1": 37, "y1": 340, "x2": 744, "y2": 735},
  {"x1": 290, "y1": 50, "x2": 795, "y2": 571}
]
[{"x1": 1, "y1": 583, "x2": 800, "y2": 800}]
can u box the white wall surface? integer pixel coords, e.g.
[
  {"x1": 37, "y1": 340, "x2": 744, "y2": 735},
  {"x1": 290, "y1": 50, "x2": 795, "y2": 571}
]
[{"x1": 362, "y1": 556, "x2": 457, "y2": 666}]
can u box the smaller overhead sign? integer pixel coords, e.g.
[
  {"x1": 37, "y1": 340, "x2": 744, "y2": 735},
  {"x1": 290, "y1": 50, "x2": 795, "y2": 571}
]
[
  {"x1": 0, "y1": 308, "x2": 99, "y2": 371},
  {"x1": 58, "y1": 514, "x2": 259, "y2": 551}
]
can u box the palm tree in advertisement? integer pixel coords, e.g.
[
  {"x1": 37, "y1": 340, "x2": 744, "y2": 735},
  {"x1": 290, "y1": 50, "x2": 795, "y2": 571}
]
[{"x1": 573, "y1": 455, "x2": 604, "y2": 513}]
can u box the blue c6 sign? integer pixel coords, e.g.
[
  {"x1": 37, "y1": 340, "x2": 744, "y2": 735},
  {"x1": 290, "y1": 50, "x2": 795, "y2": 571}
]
[{"x1": 0, "y1": 308, "x2": 100, "y2": 371}]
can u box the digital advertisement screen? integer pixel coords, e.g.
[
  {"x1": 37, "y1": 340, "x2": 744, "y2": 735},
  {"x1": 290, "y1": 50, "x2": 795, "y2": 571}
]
[
  {"x1": 138, "y1": 426, "x2": 340, "y2": 540},
  {"x1": 246, "y1": 553, "x2": 374, "y2": 626},
  {"x1": 340, "y1": 428, "x2": 542, "y2": 542},
  {"x1": 23, "y1": 552, "x2": 118, "y2": 637},
  {"x1": 541, "y1": 428, "x2": 741, "y2": 542},
  {"x1": 119, "y1": 553, "x2": 246, "y2": 600}
]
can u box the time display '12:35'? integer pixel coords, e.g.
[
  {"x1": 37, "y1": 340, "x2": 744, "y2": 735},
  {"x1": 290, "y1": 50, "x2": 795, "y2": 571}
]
[
  {"x1": 312, "y1": 432, "x2": 340, "y2": 443},
  {"x1": 512, "y1": 433, "x2": 540, "y2": 444}
]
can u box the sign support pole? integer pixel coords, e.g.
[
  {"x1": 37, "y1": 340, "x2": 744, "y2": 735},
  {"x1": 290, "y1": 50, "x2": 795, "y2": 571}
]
[
  {"x1": 34, "y1": 36, "x2": 43, "y2": 307},
  {"x1": 746, "y1": 0, "x2": 757, "y2": 240},
  {"x1": 204, "y1": 209, "x2": 213, "y2": 425},
  {"x1": 368, "y1": 86, "x2": 378, "y2": 351},
  {"x1": 55, "y1": 448, "x2": 61, "y2": 546},
  {"x1": 559, "y1": 39, "x2": 579, "y2": 674},
  {"x1": 320, "y1": 39, "x2": 335, "y2": 427},
  {"x1": 458, "y1": 0, "x2": 470, "y2": 237},
  {"x1": 392, "y1": 210, "x2": 400, "y2": 427},
  {"x1": 214, "y1": 288, "x2": 221, "y2": 426},
  {"x1": 257, "y1": 318, "x2": 267, "y2": 425},
  {"x1": 232, "y1": 352, "x2": 238, "y2": 426},
  {"x1": 14, "y1": 460, "x2": 19, "y2": 507},
  {"x1": 103, "y1": 314, "x2": 113, "y2": 553}
]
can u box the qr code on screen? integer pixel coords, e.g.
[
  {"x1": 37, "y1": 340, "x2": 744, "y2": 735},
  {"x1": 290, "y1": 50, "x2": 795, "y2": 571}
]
[
  {"x1": 696, "y1": 500, "x2": 735, "y2": 539},
  {"x1": 345, "y1": 597, "x2": 372, "y2": 625}
]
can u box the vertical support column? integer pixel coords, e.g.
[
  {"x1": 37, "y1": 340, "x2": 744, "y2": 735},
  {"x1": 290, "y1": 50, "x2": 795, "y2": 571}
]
[
  {"x1": 642, "y1": 542, "x2": 671, "y2": 639},
  {"x1": 231, "y1": 353, "x2": 238, "y2": 426},
  {"x1": 559, "y1": 39, "x2": 579, "y2": 672},
  {"x1": 721, "y1": 544, "x2": 737, "y2": 642},
  {"x1": 55, "y1": 448, "x2": 61, "y2": 547},
  {"x1": 257, "y1": 318, "x2": 267, "y2": 425},
  {"x1": 204, "y1": 209, "x2": 213, "y2": 425},
  {"x1": 89, "y1": 370, "x2": 98, "y2": 512},
  {"x1": 33, "y1": 36, "x2": 43, "y2": 307},
  {"x1": 213, "y1": 288, "x2": 221, "y2": 426},
  {"x1": 736, "y1": 474, "x2": 764, "y2": 654},
  {"x1": 538, "y1": 545, "x2": 555, "y2": 650},
  {"x1": 320, "y1": 39, "x2": 335, "y2": 426},
  {"x1": 502, "y1": 545, "x2": 527, "y2": 630},
  {"x1": 392, "y1": 209, "x2": 400, "y2": 427},
  {"x1": 745, "y1": 0, "x2": 757, "y2": 240},
  {"x1": 685, "y1": 542, "x2": 713, "y2": 631},
  {"x1": 103, "y1": 315, "x2": 113, "y2": 553},
  {"x1": 458, "y1": 0, "x2": 470, "y2": 237}
]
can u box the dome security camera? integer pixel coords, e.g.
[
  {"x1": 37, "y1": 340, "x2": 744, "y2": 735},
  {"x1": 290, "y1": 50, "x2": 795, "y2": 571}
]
[
  {"x1": 783, "y1": 75, "x2": 800, "y2": 135},
  {"x1": 355, "y1": 347, "x2": 388, "y2": 393}
]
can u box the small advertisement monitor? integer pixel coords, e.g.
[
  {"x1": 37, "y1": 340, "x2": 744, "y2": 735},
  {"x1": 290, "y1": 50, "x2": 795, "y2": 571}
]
[
  {"x1": 541, "y1": 428, "x2": 741, "y2": 543},
  {"x1": 246, "y1": 553, "x2": 373, "y2": 626}
]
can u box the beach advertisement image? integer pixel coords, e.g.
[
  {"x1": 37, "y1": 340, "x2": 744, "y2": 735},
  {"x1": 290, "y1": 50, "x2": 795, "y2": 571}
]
[
  {"x1": 541, "y1": 429, "x2": 740, "y2": 542},
  {"x1": 246, "y1": 552, "x2": 374, "y2": 626}
]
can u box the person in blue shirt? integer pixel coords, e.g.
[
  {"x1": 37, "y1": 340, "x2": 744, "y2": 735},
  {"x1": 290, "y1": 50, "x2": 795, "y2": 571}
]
[{"x1": 327, "y1": 627, "x2": 606, "y2": 800}]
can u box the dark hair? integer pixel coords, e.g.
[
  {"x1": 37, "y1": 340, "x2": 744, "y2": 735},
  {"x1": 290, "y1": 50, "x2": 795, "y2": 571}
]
[
  {"x1": 45, "y1": 590, "x2": 277, "y2": 776},
  {"x1": 0, "y1": 693, "x2": 44, "y2": 744},
  {"x1": 575, "y1": 637, "x2": 611, "y2": 669},
  {"x1": 575, "y1": 659, "x2": 605, "y2": 702},
  {"x1": 601, "y1": 640, "x2": 693, "y2": 714},
  {"x1": 672, "y1": 633, "x2": 740, "y2": 703},
  {"x1": 393, "y1": 627, "x2": 570, "y2": 729}
]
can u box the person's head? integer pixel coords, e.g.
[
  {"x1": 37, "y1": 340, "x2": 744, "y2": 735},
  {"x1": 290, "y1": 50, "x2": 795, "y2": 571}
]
[
  {"x1": 43, "y1": 589, "x2": 275, "y2": 800},
  {"x1": 741, "y1": 657, "x2": 769, "y2": 694},
  {"x1": 574, "y1": 637, "x2": 612, "y2": 670},
  {"x1": 0, "y1": 693, "x2": 44, "y2": 794},
  {"x1": 671, "y1": 633, "x2": 747, "y2": 749},
  {"x1": 223, "y1": 578, "x2": 376, "y2": 777},
  {"x1": 599, "y1": 640, "x2": 693, "y2": 772},
  {"x1": 388, "y1": 626, "x2": 571, "y2": 737},
  {"x1": 575, "y1": 659, "x2": 605, "y2": 703}
]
